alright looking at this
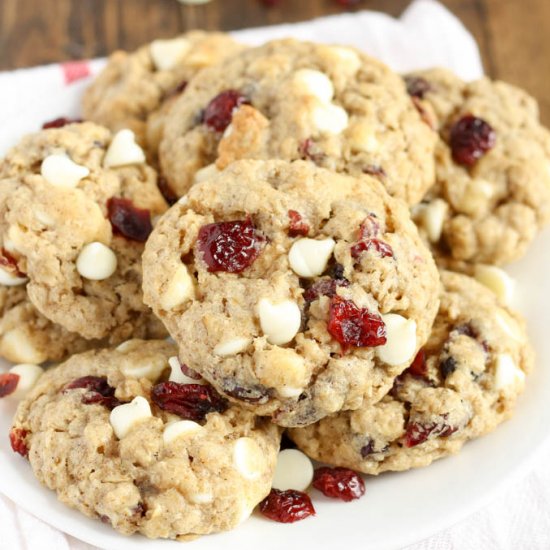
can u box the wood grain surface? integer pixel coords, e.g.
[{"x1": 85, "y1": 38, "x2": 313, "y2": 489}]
[{"x1": 0, "y1": 0, "x2": 548, "y2": 122}]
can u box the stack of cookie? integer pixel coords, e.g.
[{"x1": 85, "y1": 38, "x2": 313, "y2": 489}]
[{"x1": 0, "y1": 30, "x2": 547, "y2": 540}]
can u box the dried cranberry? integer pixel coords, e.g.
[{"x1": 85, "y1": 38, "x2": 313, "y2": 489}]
[
  {"x1": 203, "y1": 90, "x2": 248, "y2": 132},
  {"x1": 223, "y1": 383, "x2": 271, "y2": 403},
  {"x1": 406, "y1": 349, "x2": 427, "y2": 378},
  {"x1": 440, "y1": 356, "x2": 458, "y2": 379},
  {"x1": 0, "y1": 249, "x2": 25, "y2": 277},
  {"x1": 449, "y1": 115, "x2": 496, "y2": 166},
  {"x1": 351, "y1": 238, "x2": 394, "y2": 259},
  {"x1": 411, "y1": 97, "x2": 436, "y2": 129},
  {"x1": 329, "y1": 263, "x2": 346, "y2": 280},
  {"x1": 82, "y1": 393, "x2": 121, "y2": 409},
  {"x1": 360, "y1": 439, "x2": 375, "y2": 458},
  {"x1": 260, "y1": 0, "x2": 281, "y2": 5},
  {"x1": 64, "y1": 375, "x2": 113, "y2": 394},
  {"x1": 9, "y1": 428, "x2": 28, "y2": 457},
  {"x1": 404, "y1": 76, "x2": 431, "y2": 99},
  {"x1": 259, "y1": 489, "x2": 315, "y2": 523},
  {"x1": 63, "y1": 376, "x2": 120, "y2": 410},
  {"x1": 157, "y1": 176, "x2": 178, "y2": 205},
  {"x1": 363, "y1": 165, "x2": 386, "y2": 178},
  {"x1": 42, "y1": 117, "x2": 82, "y2": 129},
  {"x1": 288, "y1": 210, "x2": 310, "y2": 237},
  {"x1": 197, "y1": 217, "x2": 265, "y2": 273},
  {"x1": 107, "y1": 197, "x2": 153, "y2": 242},
  {"x1": 151, "y1": 382, "x2": 228, "y2": 421},
  {"x1": 180, "y1": 363, "x2": 202, "y2": 381},
  {"x1": 455, "y1": 323, "x2": 477, "y2": 338},
  {"x1": 313, "y1": 467, "x2": 365, "y2": 502},
  {"x1": 0, "y1": 373, "x2": 19, "y2": 398},
  {"x1": 299, "y1": 139, "x2": 325, "y2": 163},
  {"x1": 165, "y1": 80, "x2": 188, "y2": 100},
  {"x1": 358, "y1": 215, "x2": 381, "y2": 240},
  {"x1": 303, "y1": 278, "x2": 349, "y2": 303},
  {"x1": 327, "y1": 296, "x2": 386, "y2": 350},
  {"x1": 404, "y1": 420, "x2": 457, "y2": 447}
]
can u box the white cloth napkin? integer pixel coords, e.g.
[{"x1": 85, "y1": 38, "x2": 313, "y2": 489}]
[{"x1": 1, "y1": 1, "x2": 547, "y2": 549}]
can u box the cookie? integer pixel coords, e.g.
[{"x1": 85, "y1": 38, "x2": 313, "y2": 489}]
[
  {"x1": 0, "y1": 122, "x2": 167, "y2": 342},
  {"x1": 159, "y1": 39, "x2": 436, "y2": 203},
  {"x1": 142, "y1": 160, "x2": 440, "y2": 427},
  {"x1": 289, "y1": 271, "x2": 533, "y2": 474},
  {"x1": 407, "y1": 68, "x2": 550, "y2": 265},
  {"x1": 82, "y1": 31, "x2": 244, "y2": 152},
  {"x1": 10, "y1": 340, "x2": 280, "y2": 539},
  {"x1": 0, "y1": 286, "x2": 97, "y2": 364}
]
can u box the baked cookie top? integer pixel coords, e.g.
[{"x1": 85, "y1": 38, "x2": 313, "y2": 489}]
[
  {"x1": 159, "y1": 39, "x2": 436, "y2": 203},
  {"x1": 0, "y1": 122, "x2": 167, "y2": 341},
  {"x1": 0, "y1": 286, "x2": 97, "y2": 364},
  {"x1": 289, "y1": 270, "x2": 533, "y2": 474},
  {"x1": 142, "y1": 160, "x2": 440, "y2": 427},
  {"x1": 82, "y1": 31, "x2": 244, "y2": 152},
  {"x1": 11, "y1": 340, "x2": 280, "y2": 540},
  {"x1": 407, "y1": 68, "x2": 550, "y2": 265}
]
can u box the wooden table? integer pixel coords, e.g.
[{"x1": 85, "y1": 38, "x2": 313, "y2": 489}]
[{"x1": 0, "y1": 0, "x2": 549, "y2": 123}]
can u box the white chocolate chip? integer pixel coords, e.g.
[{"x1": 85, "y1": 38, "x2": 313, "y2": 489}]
[
  {"x1": 193, "y1": 163, "x2": 219, "y2": 184},
  {"x1": 474, "y1": 265, "x2": 515, "y2": 305},
  {"x1": 213, "y1": 337, "x2": 251, "y2": 357},
  {"x1": 422, "y1": 199, "x2": 448, "y2": 243},
  {"x1": 115, "y1": 340, "x2": 139, "y2": 353},
  {"x1": 163, "y1": 420, "x2": 203, "y2": 444},
  {"x1": 292, "y1": 69, "x2": 334, "y2": 103},
  {"x1": 255, "y1": 348, "x2": 308, "y2": 398},
  {"x1": 237, "y1": 502, "x2": 255, "y2": 525},
  {"x1": 347, "y1": 120, "x2": 379, "y2": 153},
  {"x1": 168, "y1": 356, "x2": 204, "y2": 384},
  {"x1": 272, "y1": 449, "x2": 314, "y2": 492},
  {"x1": 109, "y1": 396, "x2": 152, "y2": 439},
  {"x1": 34, "y1": 209, "x2": 55, "y2": 227},
  {"x1": 150, "y1": 37, "x2": 191, "y2": 71},
  {"x1": 495, "y1": 309, "x2": 524, "y2": 342},
  {"x1": 0, "y1": 266, "x2": 27, "y2": 286},
  {"x1": 375, "y1": 314, "x2": 417, "y2": 366},
  {"x1": 233, "y1": 437, "x2": 265, "y2": 481},
  {"x1": 326, "y1": 46, "x2": 361, "y2": 74},
  {"x1": 103, "y1": 129, "x2": 146, "y2": 168},
  {"x1": 311, "y1": 102, "x2": 349, "y2": 135},
  {"x1": 494, "y1": 354, "x2": 525, "y2": 390},
  {"x1": 7, "y1": 364, "x2": 44, "y2": 399},
  {"x1": 257, "y1": 298, "x2": 301, "y2": 345},
  {"x1": 40, "y1": 154, "x2": 90, "y2": 188},
  {"x1": 288, "y1": 238, "x2": 335, "y2": 278},
  {"x1": 159, "y1": 264, "x2": 195, "y2": 310},
  {"x1": 120, "y1": 357, "x2": 168, "y2": 382},
  {"x1": 76, "y1": 242, "x2": 117, "y2": 280},
  {"x1": 189, "y1": 492, "x2": 214, "y2": 505},
  {"x1": 0, "y1": 329, "x2": 45, "y2": 364}
]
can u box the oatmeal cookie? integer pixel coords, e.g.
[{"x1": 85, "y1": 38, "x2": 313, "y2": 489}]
[
  {"x1": 10, "y1": 340, "x2": 280, "y2": 539},
  {"x1": 0, "y1": 122, "x2": 167, "y2": 342},
  {"x1": 159, "y1": 39, "x2": 436, "y2": 202},
  {"x1": 82, "y1": 31, "x2": 244, "y2": 154},
  {"x1": 289, "y1": 271, "x2": 533, "y2": 473},
  {"x1": 407, "y1": 68, "x2": 550, "y2": 265},
  {"x1": 0, "y1": 286, "x2": 97, "y2": 364},
  {"x1": 142, "y1": 160, "x2": 440, "y2": 427}
]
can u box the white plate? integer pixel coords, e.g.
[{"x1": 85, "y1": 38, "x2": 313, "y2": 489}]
[{"x1": 1, "y1": 225, "x2": 549, "y2": 550}]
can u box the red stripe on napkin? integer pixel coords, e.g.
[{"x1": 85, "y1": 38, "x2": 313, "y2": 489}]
[{"x1": 61, "y1": 61, "x2": 91, "y2": 84}]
